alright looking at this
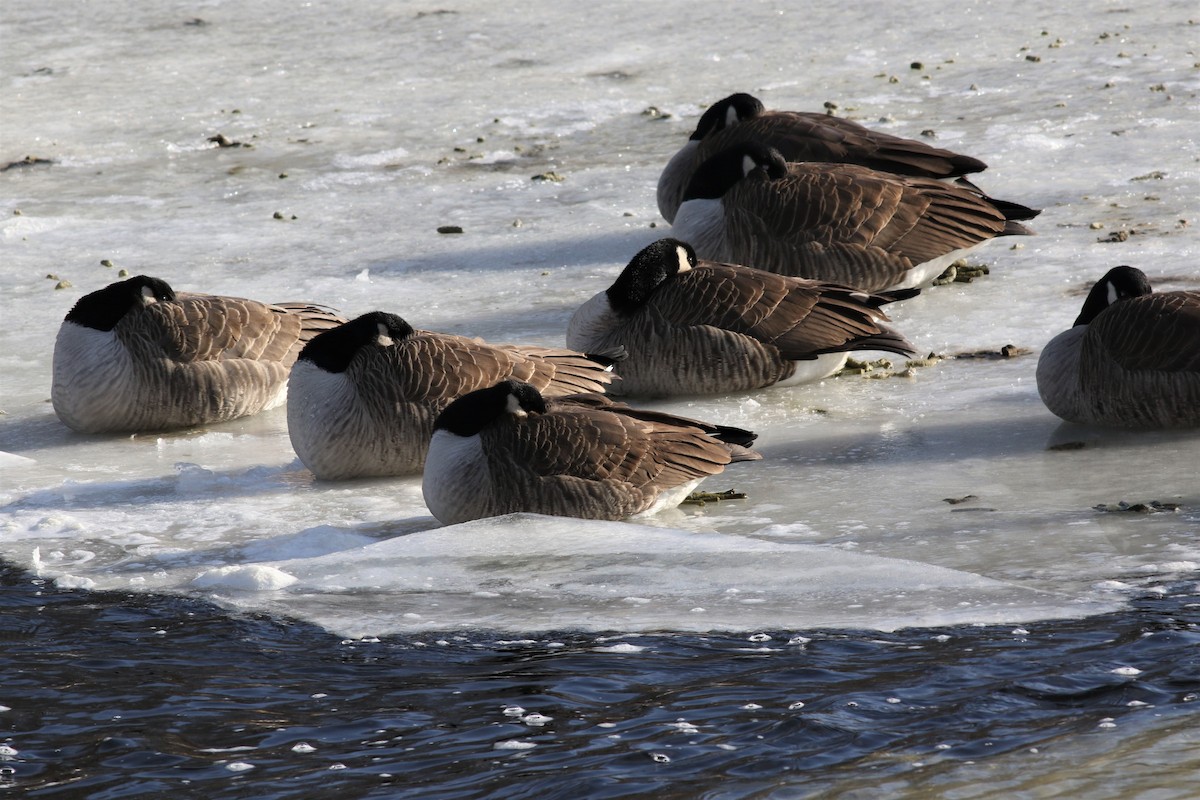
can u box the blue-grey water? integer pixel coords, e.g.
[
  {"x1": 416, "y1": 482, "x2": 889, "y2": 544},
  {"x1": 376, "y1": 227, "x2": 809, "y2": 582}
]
[{"x1": 6, "y1": 563, "x2": 1200, "y2": 799}]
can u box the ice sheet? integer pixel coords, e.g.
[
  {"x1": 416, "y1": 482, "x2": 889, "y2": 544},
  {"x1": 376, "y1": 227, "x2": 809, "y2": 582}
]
[{"x1": 2, "y1": 0, "x2": 1197, "y2": 635}]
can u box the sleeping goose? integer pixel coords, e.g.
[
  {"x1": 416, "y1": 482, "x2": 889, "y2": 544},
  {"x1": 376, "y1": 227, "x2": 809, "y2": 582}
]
[
  {"x1": 286, "y1": 311, "x2": 621, "y2": 479},
  {"x1": 422, "y1": 379, "x2": 762, "y2": 524},
  {"x1": 672, "y1": 143, "x2": 1037, "y2": 292},
  {"x1": 1036, "y1": 266, "x2": 1200, "y2": 428},
  {"x1": 567, "y1": 238, "x2": 918, "y2": 397},
  {"x1": 52, "y1": 275, "x2": 345, "y2": 433},
  {"x1": 657, "y1": 92, "x2": 989, "y2": 223}
]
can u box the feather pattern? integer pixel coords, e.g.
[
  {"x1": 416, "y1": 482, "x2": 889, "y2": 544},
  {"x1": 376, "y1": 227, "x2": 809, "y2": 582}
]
[
  {"x1": 286, "y1": 312, "x2": 619, "y2": 479},
  {"x1": 1037, "y1": 266, "x2": 1200, "y2": 428},
  {"x1": 673, "y1": 144, "x2": 1036, "y2": 292},
  {"x1": 567, "y1": 239, "x2": 916, "y2": 396},
  {"x1": 422, "y1": 380, "x2": 760, "y2": 524},
  {"x1": 657, "y1": 92, "x2": 990, "y2": 223},
  {"x1": 51, "y1": 275, "x2": 345, "y2": 433}
]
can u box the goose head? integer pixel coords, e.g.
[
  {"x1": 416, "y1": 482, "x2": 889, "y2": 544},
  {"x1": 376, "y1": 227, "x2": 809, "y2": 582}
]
[
  {"x1": 296, "y1": 311, "x2": 415, "y2": 373},
  {"x1": 606, "y1": 238, "x2": 697, "y2": 314},
  {"x1": 64, "y1": 275, "x2": 176, "y2": 331},
  {"x1": 434, "y1": 379, "x2": 547, "y2": 438},
  {"x1": 689, "y1": 92, "x2": 767, "y2": 141},
  {"x1": 680, "y1": 142, "x2": 788, "y2": 202},
  {"x1": 1073, "y1": 266, "x2": 1153, "y2": 326}
]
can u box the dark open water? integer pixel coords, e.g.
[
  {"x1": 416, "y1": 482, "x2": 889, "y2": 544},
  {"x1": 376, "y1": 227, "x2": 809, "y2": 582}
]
[{"x1": 4, "y1": 562, "x2": 1200, "y2": 799}]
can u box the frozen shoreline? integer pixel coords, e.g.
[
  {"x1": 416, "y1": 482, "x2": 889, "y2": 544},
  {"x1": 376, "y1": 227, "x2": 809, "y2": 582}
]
[{"x1": 2, "y1": 0, "x2": 1198, "y2": 636}]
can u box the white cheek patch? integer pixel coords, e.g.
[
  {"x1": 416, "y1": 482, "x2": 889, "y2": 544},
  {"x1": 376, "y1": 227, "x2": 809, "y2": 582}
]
[
  {"x1": 675, "y1": 246, "x2": 692, "y2": 273},
  {"x1": 1106, "y1": 281, "x2": 1119, "y2": 305},
  {"x1": 375, "y1": 322, "x2": 394, "y2": 347},
  {"x1": 141, "y1": 286, "x2": 159, "y2": 304},
  {"x1": 725, "y1": 106, "x2": 739, "y2": 128},
  {"x1": 505, "y1": 392, "x2": 527, "y2": 418},
  {"x1": 742, "y1": 154, "x2": 757, "y2": 176}
]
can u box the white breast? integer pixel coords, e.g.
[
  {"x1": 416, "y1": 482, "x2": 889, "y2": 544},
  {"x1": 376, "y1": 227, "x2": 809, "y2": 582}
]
[
  {"x1": 287, "y1": 360, "x2": 365, "y2": 478},
  {"x1": 1036, "y1": 327, "x2": 1085, "y2": 423},
  {"x1": 423, "y1": 431, "x2": 493, "y2": 525},
  {"x1": 656, "y1": 139, "x2": 701, "y2": 223},
  {"x1": 672, "y1": 198, "x2": 729, "y2": 262},
  {"x1": 51, "y1": 322, "x2": 137, "y2": 433},
  {"x1": 565, "y1": 292, "x2": 619, "y2": 354}
]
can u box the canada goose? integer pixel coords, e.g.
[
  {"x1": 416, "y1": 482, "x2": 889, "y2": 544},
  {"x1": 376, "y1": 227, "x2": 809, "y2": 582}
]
[
  {"x1": 672, "y1": 143, "x2": 1037, "y2": 292},
  {"x1": 52, "y1": 275, "x2": 345, "y2": 433},
  {"x1": 422, "y1": 379, "x2": 762, "y2": 524},
  {"x1": 286, "y1": 311, "x2": 621, "y2": 479},
  {"x1": 1036, "y1": 266, "x2": 1200, "y2": 428},
  {"x1": 567, "y1": 238, "x2": 918, "y2": 397},
  {"x1": 657, "y1": 92, "x2": 990, "y2": 223}
]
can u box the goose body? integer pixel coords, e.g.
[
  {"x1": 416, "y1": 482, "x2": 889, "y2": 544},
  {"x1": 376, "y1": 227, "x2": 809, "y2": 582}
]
[
  {"x1": 286, "y1": 312, "x2": 619, "y2": 479},
  {"x1": 672, "y1": 143, "x2": 1037, "y2": 292},
  {"x1": 422, "y1": 380, "x2": 761, "y2": 524},
  {"x1": 1036, "y1": 266, "x2": 1200, "y2": 428},
  {"x1": 51, "y1": 275, "x2": 345, "y2": 433},
  {"x1": 658, "y1": 92, "x2": 989, "y2": 223},
  {"x1": 567, "y1": 238, "x2": 917, "y2": 397}
]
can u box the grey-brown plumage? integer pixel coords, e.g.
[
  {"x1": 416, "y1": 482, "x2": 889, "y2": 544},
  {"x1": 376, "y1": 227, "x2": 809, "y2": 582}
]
[
  {"x1": 51, "y1": 275, "x2": 345, "y2": 433},
  {"x1": 672, "y1": 143, "x2": 1037, "y2": 292},
  {"x1": 286, "y1": 312, "x2": 620, "y2": 479},
  {"x1": 657, "y1": 92, "x2": 990, "y2": 223},
  {"x1": 422, "y1": 380, "x2": 761, "y2": 524},
  {"x1": 567, "y1": 238, "x2": 917, "y2": 396},
  {"x1": 1037, "y1": 266, "x2": 1200, "y2": 428}
]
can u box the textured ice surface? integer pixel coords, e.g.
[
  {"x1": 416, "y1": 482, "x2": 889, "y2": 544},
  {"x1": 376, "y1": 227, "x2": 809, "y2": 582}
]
[{"x1": 1, "y1": 0, "x2": 1197, "y2": 636}]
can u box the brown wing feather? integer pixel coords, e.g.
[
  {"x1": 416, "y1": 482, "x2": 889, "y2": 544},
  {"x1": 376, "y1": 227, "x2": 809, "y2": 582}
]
[
  {"x1": 485, "y1": 344, "x2": 616, "y2": 396},
  {"x1": 717, "y1": 163, "x2": 1015, "y2": 289},
  {"x1": 492, "y1": 405, "x2": 736, "y2": 490},
  {"x1": 272, "y1": 302, "x2": 349, "y2": 358},
  {"x1": 139, "y1": 295, "x2": 345, "y2": 365},
  {"x1": 141, "y1": 296, "x2": 290, "y2": 362},
  {"x1": 698, "y1": 112, "x2": 987, "y2": 179},
  {"x1": 661, "y1": 263, "x2": 910, "y2": 357},
  {"x1": 389, "y1": 332, "x2": 522, "y2": 404},
  {"x1": 1088, "y1": 292, "x2": 1200, "y2": 373}
]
